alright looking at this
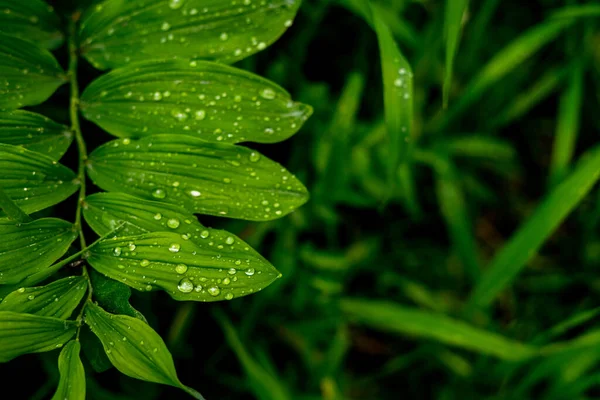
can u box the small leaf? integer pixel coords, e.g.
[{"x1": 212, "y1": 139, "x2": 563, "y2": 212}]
[
  {"x1": 0, "y1": 0, "x2": 63, "y2": 49},
  {"x1": 0, "y1": 218, "x2": 78, "y2": 285},
  {"x1": 89, "y1": 270, "x2": 147, "y2": 322},
  {"x1": 80, "y1": 60, "x2": 312, "y2": 144},
  {"x1": 79, "y1": 0, "x2": 301, "y2": 70},
  {"x1": 0, "y1": 32, "x2": 66, "y2": 110},
  {"x1": 443, "y1": 0, "x2": 469, "y2": 107},
  {"x1": 0, "y1": 311, "x2": 77, "y2": 362},
  {"x1": 87, "y1": 230, "x2": 281, "y2": 302},
  {"x1": 51, "y1": 341, "x2": 86, "y2": 400},
  {"x1": 86, "y1": 135, "x2": 308, "y2": 221},
  {"x1": 0, "y1": 110, "x2": 73, "y2": 160},
  {"x1": 0, "y1": 144, "x2": 78, "y2": 215},
  {"x1": 0, "y1": 276, "x2": 88, "y2": 319},
  {"x1": 84, "y1": 302, "x2": 203, "y2": 399}
]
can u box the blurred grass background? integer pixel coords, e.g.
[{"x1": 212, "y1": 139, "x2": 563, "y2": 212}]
[{"x1": 6, "y1": 0, "x2": 600, "y2": 399}]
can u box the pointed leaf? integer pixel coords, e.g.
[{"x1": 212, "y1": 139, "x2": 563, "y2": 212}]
[
  {"x1": 0, "y1": 277, "x2": 87, "y2": 319},
  {"x1": 0, "y1": 218, "x2": 78, "y2": 285},
  {"x1": 87, "y1": 135, "x2": 308, "y2": 221},
  {"x1": 0, "y1": 144, "x2": 78, "y2": 215},
  {"x1": 443, "y1": 0, "x2": 469, "y2": 107},
  {"x1": 0, "y1": 33, "x2": 66, "y2": 110},
  {"x1": 51, "y1": 341, "x2": 86, "y2": 400},
  {"x1": 84, "y1": 302, "x2": 203, "y2": 399},
  {"x1": 0, "y1": 110, "x2": 73, "y2": 160},
  {"x1": 0, "y1": 0, "x2": 63, "y2": 49},
  {"x1": 80, "y1": 60, "x2": 311, "y2": 144},
  {"x1": 87, "y1": 230, "x2": 281, "y2": 302},
  {"x1": 0, "y1": 311, "x2": 77, "y2": 362},
  {"x1": 79, "y1": 0, "x2": 301, "y2": 70}
]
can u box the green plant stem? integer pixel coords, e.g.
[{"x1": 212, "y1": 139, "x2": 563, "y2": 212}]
[{"x1": 69, "y1": 14, "x2": 93, "y2": 332}]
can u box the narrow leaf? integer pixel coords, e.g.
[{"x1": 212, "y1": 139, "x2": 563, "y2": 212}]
[
  {"x1": 0, "y1": 218, "x2": 78, "y2": 285},
  {"x1": 87, "y1": 135, "x2": 308, "y2": 221},
  {"x1": 551, "y1": 4, "x2": 600, "y2": 19},
  {"x1": 79, "y1": 0, "x2": 301, "y2": 70},
  {"x1": 84, "y1": 302, "x2": 203, "y2": 399},
  {"x1": 51, "y1": 341, "x2": 86, "y2": 400},
  {"x1": 468, "y1": 145, "x2": 600, "y2": 309},
  {"x1": 0, "y1": 277, "x2": 87, "y2": 319},
  {"x1": 0, "y1": 110, "x2": 73, "y2": 160},
  {"x1": 0, "y1": 144, "x2": 78, "y2": 215},
  {"x1": 80, "y1": 60, "x2": 311, "y2": 144},
  {"x1": 443, "y1": 0, "x2": 469, "y2": 107},
  {"x1": 0, "y1": 0, "x2": 63, "y2": 49},
  {"x1": 0, "y1": 186, "x2": 32, "y2": 223},
  {"x1": 340, "y1": 298, "x2": 536, "y2": 361},
  {"x1": 0, "y1": 311, "x2": 77, "y2": 362},
  {"x1": 87, "y1": 230, "x2": 281, "y2": 302},
  {"x1": 0, "y1": 33, "x2": 66, "y2": 110}
]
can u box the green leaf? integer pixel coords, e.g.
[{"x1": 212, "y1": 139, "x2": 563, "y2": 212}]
[
  {"x1": 340, "y1": 298, "x2": 537, "y2": 361},
  {"x1": 0, "y1": 277, "x2": 87, "y2": 319},
  {"x1": 0, "y1": 144, "x2": 79, "y2": 215},
  {"x1": 51, "y1": 341, "x2": 86, "y2": 400},
  {"x1": 468, "y1": 144, "x2": 600, "y2": 309},
  {"x1": 0, "y1": 218, "x2": 78, "y2": 285},
  {"x1": 0, "y1": 0, "x2": 64, "y2": 49},
  {"x1": 89, "y1": 270, "x2": 147, "y2": 322},
  {"x1": 0, "y1": 32, "x2": 66, "y2": 110},
  {"x1": 86, "y1": 135, "x2": 308, "y2": 221},
  {"x1": 87, "y1": 230, "x2": 281, "y2": 302},
  {"x1": 551, "y1": 4, "x2": 600, "y2": 19},
  {"x1": 0, "y1": 186, "x2": 32, "y2": 224},
  {"x1": 443, "y1": 0, "x2": 469, "y2": 107},
  {"x1": 84, "y1": 302, "x2": 204, "y2": 399},
  {"x1": 0, "y1": 110, "x2": 73, "y2": 160},
  {"x1": 79, "y1": 0, "x2": 301, "y2": 70},
  {"x1": 0, "y1": 311, "x2": 77, "y2": 362},
  {"x1": 80, "y1": 59, "x2": 312, "y2": 144}
]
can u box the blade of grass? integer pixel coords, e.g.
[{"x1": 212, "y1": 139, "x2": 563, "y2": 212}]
[
  {"x1": 443, "y1": 0, "x2": 469, "y2": 107},
  {"x1": 551, "y1": 4, "x2": 600, "y2": 19},
  {"x1": 467, "y1": 144, "x2": 600, "y2": 310},
  {"x1": 341, "y1": 298, "x2": 537, "y2": 360}
]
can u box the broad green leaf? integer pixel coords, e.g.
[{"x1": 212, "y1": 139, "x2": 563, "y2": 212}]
[
  {"x1": 468, "y1": 145, "x2": 600, "y2": 309},
  {"x1": 87, "y1": 135, "x2": 308, "y2": 221},
  {"x1": 0, "y1": 311, "x2": 77, "y2": 362},
  {"x1": 84, "y1": 302, "x2": 204, "y2": 399},
  {"x1": 89, "y1": 270, "x2": 147, "y2": 322},
  {"x1": 0, "y1": 33, "x2": 66, "y2": 110},
  {"x1": 340, "y1": 298, "x2": 536, "y2": 361},
  {"x1": 0, "y1": 218, "x2": 78, "y2": 285},
  {"x1": 80, "y1": 60, "x2": 311, "y2": 144},
  {"x1": 0, "y1": 110, "x2": 73, "y2": 160},
  {"x1": 0, "y1": 0, "x2": 63, "y2": 49},
  {"x1": 0, "y1": 277, "x2": 87, "y2": 319},
  {"x1": 443, "y1": 0, "x2": 468, "y2": 107},
  {"x1": 79, "y1": 0, "x2": 301, "y2": 70},
  {"x1": 51, "y1": 341, "x2": 86, "y2": 400},
  {"x1": 87, "y1": 230, "x2": 281, "y2": 302},
  {"x1": 0, "y1": 144, "x2": 78, "y2": 215}
]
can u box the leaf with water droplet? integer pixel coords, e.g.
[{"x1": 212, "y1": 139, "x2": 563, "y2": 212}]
[
  {"x1": 0, "y1": 144, "x2": 78, "y2": 216},
  {"x1": 0, "y1": 33, "x2": 66, "y2": 110},
  {"x1": 84, "y1": 302, "x2": 204, "y2": 399},
  {"x1": 87, "y1": 230, "x2": 281, "y2": 302},
  {"x1": 80, "y1": 60, "x2": 312, "y2": 144},
  {"x1": 0, "y1": 311, "x2": 77, "y2": 362},
  {"x1": 79, "y1": 0, "x2": 301, "y2": 70},
  {"x1": 0, "y1": 276, "x2": 87, "y2": 319},
  {"x1": 87, "y1": 135, "x2": 308, "y2": 221},
  {"x1": 0, "y1": 110, "x2": 73, "y2": 160},
  {"x1": 0, "y1": 0, "x2": 64, "y2": 49},
  {"x1": 51, "y1": 341, "x2": 86, "y2": 400},
  {"x1": 0, "y1": 218, "x2": 78, "y2": 285}
]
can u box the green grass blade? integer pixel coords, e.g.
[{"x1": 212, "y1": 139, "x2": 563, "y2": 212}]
[
  {"x1": 548, "y1": 59, "x2": 585, "y2": 187},
  {"x1": 341, "y1": 298, "x2": 537, "y2": 360},
  {"x1": 551, "y1": 4, "x2": 600, "y2": 19},
  {"x1": 443, "y1": 0, "x2": 469, "y2": 107},
  {"x1": 468, "y1": 145, "x2": 600, "y2": 309}
]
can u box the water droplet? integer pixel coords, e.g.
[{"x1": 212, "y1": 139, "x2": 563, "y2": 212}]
[
  {"x1": 225, "y1": 293, "x2": 234, "y2": 300},
  {"x1": 195, "y1": 110, "x2": 206, "y2": 120},
  {"x1": 161, "y1": 22, "x2": 171, "y2": 31},
  {"x1": 177, "y1": 278, "x2": 194, "y2": 293},
  {"x1": 175, "y1": 264, "x2": 188, "y2": 274},
  {"x1": 222, "y1": 277, "x2": 231, "y2": 285},
  {"x1": 228, "y1": 268, "x2": 237, "y2": 275},
  {"x1": 27, "y1": 295, "x2": 35, "y2": 300},
  {"x1": 113, "y1": 247, "x2": 122, "y2": 256},
  {"x1": 189, "y1": 190, "x2": 201, "y2": 197},
  {"x1": 171, "y1": 109, "x2": 188, "y2": 121},
  {"x1": 245, "y1": 268, "x2": 255, "y2": 276},
  {"x1": 154, "y1": 213, "x2": 162, "y2": 220},
  {"x1": 200, "y1": 230, "x2": 210, "y2": 239},
  {"x1": 249, "y1": 152, "x2": 260, "y2": 162},
  {"x1": 169, "y1": 0, "x2": 184, "y2": 9},
  {"x1": 220, "y1": 32, "x2": 229, "y2": 41},
  {"x1": 167, "y1": 218, "x2": 180, "y2": 229},
  {"x1": 153, "y1": 91, "x2": 163, "y2": 101},
  {"x1": 152, "y1": 188, "x2": 166, "y2": 199},
  {"x1": 260, "y1": 88, "x2": 276, "y2": 100},
  {"x1": 140, "y1": 259, "x2": 150, "y2": 267},
  {"x1": 225, "y1": 236, "x2": 235, "y2": 245},
  {"x1": 145, "y1": 285, "x2": 152, "y2": 291},
  {"x1": 169, "y1": 243, "x2": 181, "y2": 253},
  {"x1": 207, "y1": 286, "x2": 221, "y2": 296}
]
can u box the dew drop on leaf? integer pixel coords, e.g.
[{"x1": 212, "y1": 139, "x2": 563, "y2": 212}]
[{"x1": 177, "y1": 278, "x2": 193, "y2": 293}]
